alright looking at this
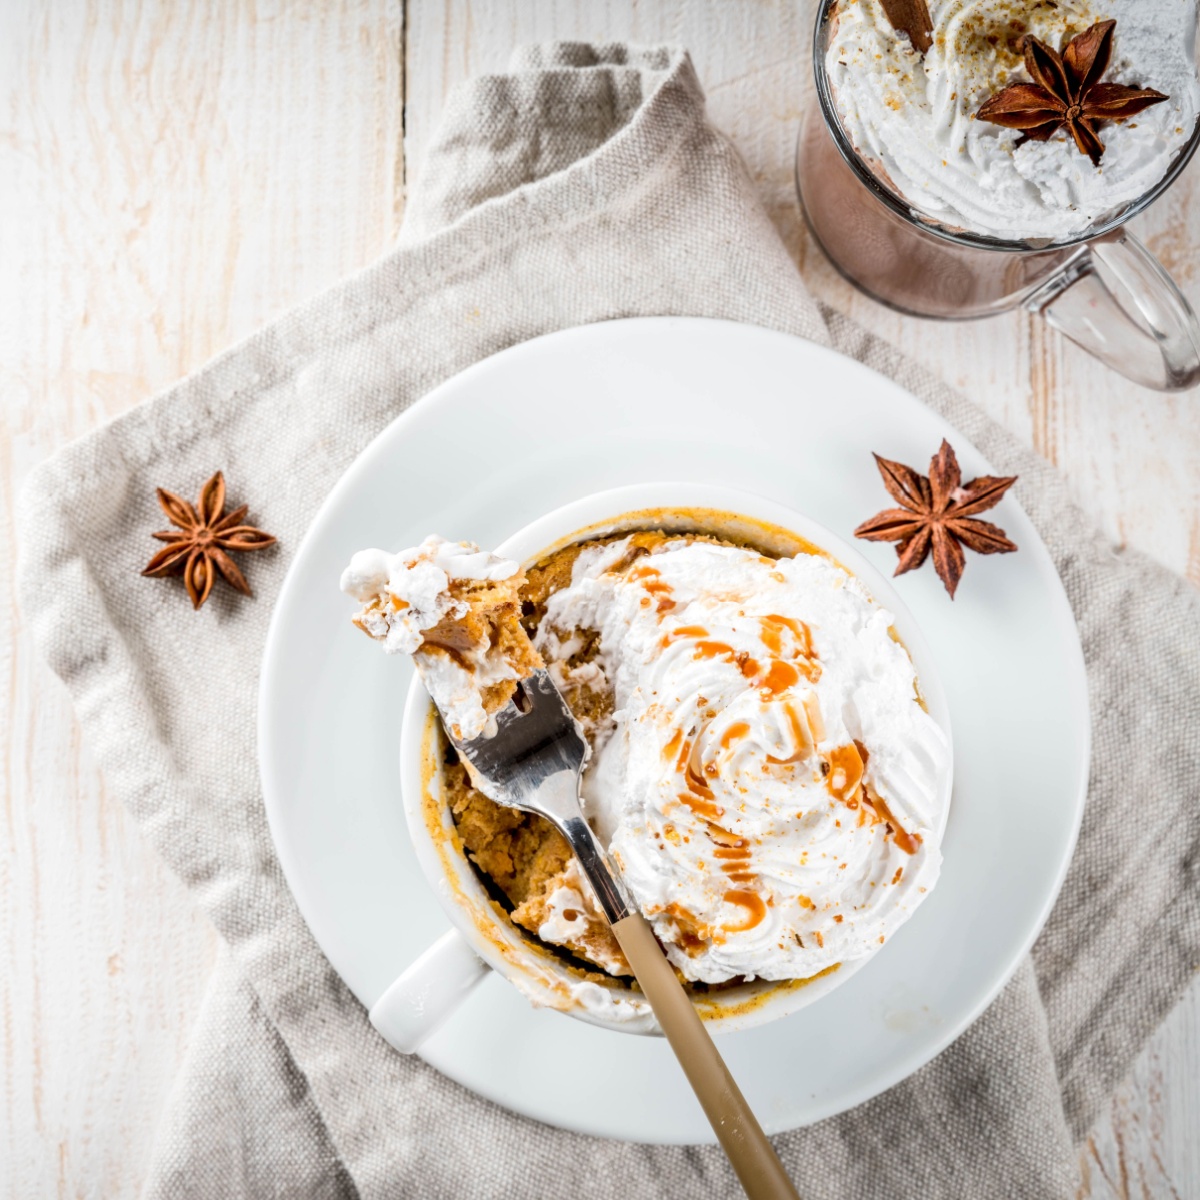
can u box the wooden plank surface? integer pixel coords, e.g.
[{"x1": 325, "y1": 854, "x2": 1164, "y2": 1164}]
[
  {"x1": 0, "y1": 1, "x2": 404, "y2": 1195},
  {"x1": 2, "y1": 0, "x2": 1196, "y2": 1195}
]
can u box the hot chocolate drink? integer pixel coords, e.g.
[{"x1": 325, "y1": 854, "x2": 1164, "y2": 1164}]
[
  {"x1": 800, "y1": 0, "x2": 1200, "y2": 325},
  {"x1": 825, "y1": 0, "x2": 1199, "y2": 242}
]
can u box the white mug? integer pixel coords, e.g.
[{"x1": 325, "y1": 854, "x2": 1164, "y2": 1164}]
[{"x1": 370, "y1": 483, "x2": 953, "y2": 1054}]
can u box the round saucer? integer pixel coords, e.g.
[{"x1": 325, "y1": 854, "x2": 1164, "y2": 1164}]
[{"x1": 259, "y1": 317, "x2": 1089, "y2": 1142}]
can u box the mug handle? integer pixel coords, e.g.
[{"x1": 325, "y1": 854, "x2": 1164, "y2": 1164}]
[
  {"x1": 369, "y1": 928, "x2": 489, "y2": 1054},
  {"x1": 1025, "y1": 228, "x2": 1200, "y2": 391}
]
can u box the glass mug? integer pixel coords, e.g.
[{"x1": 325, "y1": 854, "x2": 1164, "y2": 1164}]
[{"x1": 797, "y1": 0, "x2": 1200, "y2": 391}]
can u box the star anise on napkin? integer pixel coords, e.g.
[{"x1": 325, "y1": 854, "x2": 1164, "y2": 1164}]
[
  {"x1": 854, "y1": 441, "x2": 1018, "y2": 599},
  {"x1": 143, "y1": 472, "x2": 276, "y2": 609},
  {"x1": 976, "y1": 20, "x2": 1168, "y2": 167}
]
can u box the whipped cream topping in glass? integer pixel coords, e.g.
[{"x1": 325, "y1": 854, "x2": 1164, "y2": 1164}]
[
  {"x1": 340, "y1": 535, "x2": 520, "y2": 738},
  {"x1": 537, "y1": 537, "x2": 951, "y2": 986},
  {"x1": 826, "y1": 0, "x2": 1200, "y2": 242}
]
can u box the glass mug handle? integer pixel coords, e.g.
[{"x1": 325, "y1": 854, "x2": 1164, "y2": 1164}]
[{"x1": 1026, "y1": 229, "x2": 1200, "y2": 391}]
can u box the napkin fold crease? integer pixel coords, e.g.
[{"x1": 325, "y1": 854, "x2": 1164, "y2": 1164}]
[{"x1": 18, "y1": 42, "x2": 1200, "y2": 1200}]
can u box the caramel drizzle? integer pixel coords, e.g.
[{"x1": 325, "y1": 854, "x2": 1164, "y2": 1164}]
[
  {"x1": 710, "y1": 821, "x2": 765, "y2": 930},
  {"x1": 702, "y1": 802, "x2": 765, "y2": 931},
  {"x1": 680, "y1": 739, "x2": 769, "y2": 932},
  {"x1": 628, "y1": 563, "x2": 676, "y2": 613},
  {"x1": 663, "y1": 625, "x2": 709, "y2": 643},
  {"x1": 652, "y1": 617, "x2": 831, "y2": 938},
  {"x1": 678, "y1": 791, "x2": 724, "y2": 821},
  {"x1": 658, "y1": 618, "x2": 820, "y2": 697},
  {"x1": 693, "y1": 639, "x2": 735, "y2": 660},
  {"x1": 804, "y1": 692, "x2": 826, "y2": 741},
  {"x1": 825, "y1": 742, "x2": 865, "y2": 803},
  {"x1": 760, "y1": 614, "x2": 821, "y2": 682},
  {"x1": 758, "y1": 659, "x2": 800, "y2": 695},
  {"x1": 673, "y1": 737, "x2": 724, "y2": 819},
  {"x1": 719, "y1": 721, "x2": 751, "y2": 750},
  {"x1": 685, "y1": 760, "x2": 714, "y2": 800},
  {"x1": 675, "y1": 736, "x2": 692, "y2": 772},
  {"x1": 663, "y1": 902, "x2": 711, "y2": 954},
  {"x1": 648, "y1": 604, "x2": 919, "y2": 945},
  {"x1": 865, "y1": 790, "x2": 923, "y2": 856},
  {"x1": 662, "y1": 727, "x2": 684, "y2": 763},
  {"x1": 721, "y1": 889, "x2": 767, "y2": 933},
  {"x1": 765, "y1": 699, "x2": 816, "y2": 766},
  {"x1": 819, "y1": 739, "x2": 922, "y2": 856}
]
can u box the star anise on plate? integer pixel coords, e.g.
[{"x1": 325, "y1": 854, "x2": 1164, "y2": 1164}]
[
  {"x1": 977, "y1": 20, "x2": 1168, "y2": 167},
  {"x1": 853, "y1": 440, "x2": 1018, "y2": 599},
  {"x1": 143, "y1": 471, "x2": 276, "y2": 609}
]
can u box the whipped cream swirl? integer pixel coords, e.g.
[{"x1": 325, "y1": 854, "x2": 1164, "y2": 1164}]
[
  {"x1": 826, "y1": 0, "x2": 1200, "y2": 242},
  {"x1": 537, "y1": 538, "x2": 951, "y2": 985},
  {"x1": 340, "y1": 535, "x2": 520, "y2": 738}
]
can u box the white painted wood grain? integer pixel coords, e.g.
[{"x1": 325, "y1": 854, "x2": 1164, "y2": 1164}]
[
  {"x1": 2, "y1": 0, "x2": 1196, "y2": 1194},
  {"x1": 0, "y1": 0, "x2": 403, "y2": 1195}
]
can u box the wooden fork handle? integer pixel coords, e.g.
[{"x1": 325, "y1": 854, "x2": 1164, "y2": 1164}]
[{"x1": 610, "y1": 913, "x2": 801, "y2": 1200}]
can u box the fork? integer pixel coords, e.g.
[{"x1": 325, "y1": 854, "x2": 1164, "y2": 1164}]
[{"x1": 439, "y1": 667, "x2": 801, "y2": 1200}]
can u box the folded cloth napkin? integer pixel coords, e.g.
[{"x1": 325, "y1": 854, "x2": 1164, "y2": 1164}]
[{"x1": 19, "y1": 43, "x2": 1200, "y2": 1200}]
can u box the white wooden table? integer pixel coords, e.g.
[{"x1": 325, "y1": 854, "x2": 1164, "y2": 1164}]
[{"x1": 3, "y1": 2, "x2": 1197, "y2": 1195}]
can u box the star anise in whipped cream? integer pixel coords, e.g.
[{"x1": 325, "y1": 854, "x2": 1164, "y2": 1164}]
[
  {"x1": 854, "y1": 441, "x2": 1017, "y2": 599},
  {"x1": 977, "y1": 20, "x2": 1168, "y2": 167},
  {"x1": 143, "y1": 471, "x2": 276, "y2": 609}
]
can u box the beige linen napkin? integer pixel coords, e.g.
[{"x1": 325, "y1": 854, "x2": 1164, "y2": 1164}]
[{"x1": 19, "y1": 43, "x2": 1200, "y2": 1200}]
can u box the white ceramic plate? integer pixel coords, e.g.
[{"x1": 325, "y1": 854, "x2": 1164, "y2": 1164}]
[{"x1": 259, "y1": 317, "x2": 1089, "y2": 1143}]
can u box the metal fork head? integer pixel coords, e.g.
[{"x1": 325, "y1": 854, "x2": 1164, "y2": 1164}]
[
  {"x1": 442, "y1": 668, "x2": 587, "y2": 820},
  {"x1": 436, "y1": 667, "x2": 633, "y2": 923}
]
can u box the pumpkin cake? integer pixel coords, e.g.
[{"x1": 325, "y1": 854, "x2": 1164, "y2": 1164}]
[{"x1": 341, "y1": 527, "x2": 951, "y2": 990}]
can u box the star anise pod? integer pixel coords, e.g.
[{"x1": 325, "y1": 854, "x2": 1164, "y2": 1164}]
[
  {"x1": 854, "y1": 441, "x2": 1018, "y2": 599},
  {"x1": 143, "y1": 471, "x2": 276, "y2": 609},
  {"x1": 977, "y1": 20, "x2": 1168, "y2": 167}
]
